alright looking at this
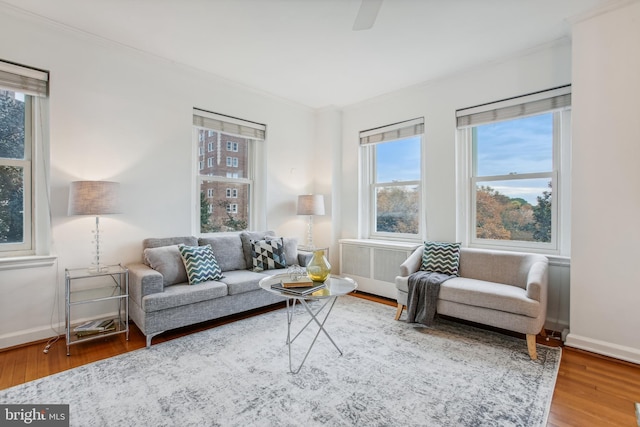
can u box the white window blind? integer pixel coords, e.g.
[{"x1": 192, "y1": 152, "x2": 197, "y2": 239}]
[
  {"x1": 193, "y1": 108, "x2": 266, "y2": 140},
  {"x1": 359, "y1": 117, "x2": 424, "y2": 145},
  {"x1": 0, "y1": 60, "x2": 49, "y2": 97},
  {"x1": 456, "y1": 86, "x2": 571, "y2": 128}
]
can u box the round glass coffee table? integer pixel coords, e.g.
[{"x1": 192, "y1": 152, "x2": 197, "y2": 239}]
[{"x1": 259, "y1": 274, "x2": 357, "y2": 374}]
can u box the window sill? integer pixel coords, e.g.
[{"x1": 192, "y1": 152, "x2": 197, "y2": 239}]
[
  {"x1": 338, "y1": 238, "x2": 421, "y2": 251},
  {"x1": 0, "y1": 255, "x2": 57, "y2": 271}
]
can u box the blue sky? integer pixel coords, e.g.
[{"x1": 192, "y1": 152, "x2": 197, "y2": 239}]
[
  {"x1": 476, "y1": 113, "x2": 552, "y2": 176},
  {"x1": 475, "y1": 113, "x2": 552, "y2": 204},
  {"x1": 376, "y1": 113, "x2": 553, "y2": 205},
  {"x1": 376, "y1": 136, "x2": 421, "y2": 183}
]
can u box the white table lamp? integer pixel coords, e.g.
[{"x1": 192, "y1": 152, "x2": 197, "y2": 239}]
[
  {"x1": 297, "y1": 194, "x2": 325, "y2": 248},
  {"x1": 68, "y1": 181, "x2": 121, "y2": 272}
]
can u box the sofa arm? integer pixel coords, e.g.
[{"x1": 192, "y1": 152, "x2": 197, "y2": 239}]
[
  {"x1": 128, "y1": 262, "x2": 164, "y2": 307},
  {"x1": 399, "y1": 246, "x2": 423, "y2": 277},
  {"x1": 525, "y1": 260, "x2": 548, "y2": 302}
]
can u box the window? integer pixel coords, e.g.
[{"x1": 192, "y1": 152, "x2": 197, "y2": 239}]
[
  {"x1": 207, "y1": 157, "x2": 213, "y2": 168},
  {"x1": 193, "y1": 109, "x2": 265, "y2": 233},
  {"x1": 360, "y1": 118, "x2": 424, "y2": 240},
  {"x1": 207, "y1": 142, "x2": 214, "y2": 152},
  {"x1": 0, "y1": 61, "x2": 49, "y2": 257},
  {"x1": 456, "y1": 86, "x2": 571, "y2": 254},
  {"x1": 226, "y1": 156, "x2": 238, "y2": 168},
  {"x1": 226, "y1": 141, "x2": 238, "y2": 152}
]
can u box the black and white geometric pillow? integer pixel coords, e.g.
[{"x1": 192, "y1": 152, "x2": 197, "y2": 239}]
[
  {"x1": 178, "y1": 244, "x2": 223, "y2": 285},
  {"x1": 420, "y1": 241, "x2": 461, "y2": 276},
  {"x1": 251, "y1": 238, "x2": 287, "y2": 271}
]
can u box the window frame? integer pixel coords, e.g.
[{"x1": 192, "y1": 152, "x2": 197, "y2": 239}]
[
  {"x1": 0, "y1": 61, "x2": 51, "y2": 261},
  {"x1": 456, "y1": 87, "x2": 572, "y2": 256},
  {"x1": 359, "y1": 118, "x2": 425, "y2": 242},
  {"x1": 192, "y1": 109, "x2": 266, "y2": 234}
]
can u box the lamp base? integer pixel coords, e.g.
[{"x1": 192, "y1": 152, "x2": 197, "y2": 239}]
[
  {"x1": 306, "y1": 215, "x2": 315, "y2": 248},
  {"x1": 88, "y1": 265, "x2": 110, "y2": 274}
]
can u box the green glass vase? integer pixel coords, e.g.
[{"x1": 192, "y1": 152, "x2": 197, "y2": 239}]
[{"x1": 306, "y1": 249, "x2": 331, "y2": 282}]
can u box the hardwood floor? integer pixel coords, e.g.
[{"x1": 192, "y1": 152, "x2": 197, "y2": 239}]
[{"x1": 1, "y1": 294, "x2": 639, "y2": 427}]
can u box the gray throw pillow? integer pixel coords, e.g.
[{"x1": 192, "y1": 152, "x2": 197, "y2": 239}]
[
  {"x1": 143, "y1": 245, "x2": 188, "y2": 286},
  {"x1": 282, "y1": 237, "x2": 299, "y2": 266}
]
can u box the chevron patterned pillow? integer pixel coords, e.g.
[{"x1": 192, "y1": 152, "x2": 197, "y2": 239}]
[
  {"x1": 420, "y1": 241, "x2": 461, "y2": 276},
  {"x1": 178, "y1": 244, "x2": 223, "y2": 285},
  {"x1": 251, "y1": 238, "x2": 287, "y2": 271}
]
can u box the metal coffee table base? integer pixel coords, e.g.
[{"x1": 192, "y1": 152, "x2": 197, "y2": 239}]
[{"x1": 285, "y1": 296, "x2": 342, "y2": 374}]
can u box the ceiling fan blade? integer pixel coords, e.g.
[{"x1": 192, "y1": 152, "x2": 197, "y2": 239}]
[{"x1": 352, "y1": 0, "x2": 383, "y2": 31}]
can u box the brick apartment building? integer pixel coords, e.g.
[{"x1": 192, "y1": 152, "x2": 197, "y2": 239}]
[{"x1": 197, "y1": 129, "x2": 249, "y2": 232}]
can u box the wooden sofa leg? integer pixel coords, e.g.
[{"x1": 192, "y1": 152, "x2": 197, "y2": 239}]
[
  {"x1": 526, "y1": 334, "x2": 537, "y2": 360},
  {"x1": 394, "y1": 303, "x2": 404, "y2": 321}
]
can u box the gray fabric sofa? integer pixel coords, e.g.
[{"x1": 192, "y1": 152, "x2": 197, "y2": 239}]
[
  {"x1": 128, "y1": 231, "x2": 309, "y2": 347},
  {"x1": 395, "y1": 247, "x2": 548, "y2": 359}
]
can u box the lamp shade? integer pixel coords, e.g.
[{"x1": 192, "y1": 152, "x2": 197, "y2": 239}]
[
  {"x1": 297, "y1": 194, "x2": 325, "y2": 216},
  {"x1": 68, "y1": 181, "x2": 121, "y2": 216}
]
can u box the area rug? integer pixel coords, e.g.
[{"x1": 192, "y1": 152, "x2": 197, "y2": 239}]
[{"x1": 0, "y1": 296, "x2": 560, "y2": 426}]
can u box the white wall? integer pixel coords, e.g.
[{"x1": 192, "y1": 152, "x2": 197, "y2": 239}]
[
  {"x1": 339, "y1": 40, "x2": 574, "y2": 331},
  {"x1": 566, "y1": 2, "x2": 640, "y2": 364},
  {"x1": 0, "y1": 7, "x2": 316, "y2": 348}
]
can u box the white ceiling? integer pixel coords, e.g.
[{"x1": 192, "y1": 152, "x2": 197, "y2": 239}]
[{"x1": 0, "y1": 0, "x2": 627, "y2": 108}]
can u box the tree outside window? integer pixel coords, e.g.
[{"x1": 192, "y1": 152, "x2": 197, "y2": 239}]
[{"x1": 0, "y1": 89, "x2": 26, "y2": 245}]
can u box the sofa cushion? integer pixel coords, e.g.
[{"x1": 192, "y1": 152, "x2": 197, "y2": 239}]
[
  {"x1": 198, "y1": 233, "x2": 246, "y2": 272},
  {"x1": 439, "y1": 277, "x2": 540, "y2": 318},
  {"x1": 240, "y1": 230, "x2": 275, "y2": 269},
  {"x1": 458, "y1": 248, "x2": 538, "y2": 290},
  {"x1": 143, "y1": 245, "x2": 188, "y2": 286},
  {"x1": 178, "y1": 244, "x2": 224, "y2": 285},
  {"x1": 222, "y1": 270, "x2": 276, "y2": 295},
  {"x1": 142, "y1": 280, "x2": 228, "y2": 313},
  {"x1": 143, "y1": 236, "x2": 198, "y2": 251},
  {"x1": 421, "y1": 241, "x2": 461, "y2": 276},
  {"x1": 251, "y1": 238, "x2": 287, "y2": 270}
]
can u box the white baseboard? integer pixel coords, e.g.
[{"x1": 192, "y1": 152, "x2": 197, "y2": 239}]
[
  {"x1": 0, "y1": 322, "x2": 63, "y2": 350},
  {"x1": 0, "y1": 311, "x2": 119, "y2": 350},
  {"x1": 565, "y1": 333, "x2": 640, "y2": 365}
]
